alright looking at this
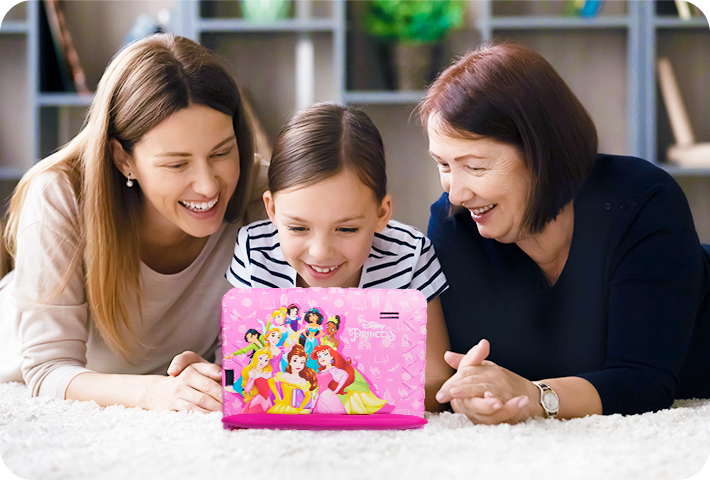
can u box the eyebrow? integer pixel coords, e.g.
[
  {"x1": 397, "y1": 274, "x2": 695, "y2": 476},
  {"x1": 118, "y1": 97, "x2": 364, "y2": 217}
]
[
  {"x1": 154, "y1": 135, "x2": 236, "y2": 158},
  {"x1": 282, "y1": 214, "x2": 366, "y2": 223},
  {"x1": 429, "y1": 151, "x2": 487, "y2": 162}
]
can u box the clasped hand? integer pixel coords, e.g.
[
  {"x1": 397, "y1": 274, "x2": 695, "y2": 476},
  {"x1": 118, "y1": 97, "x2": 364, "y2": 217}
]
[
  {"x1": 435, "y1": 339, "x2": 540, "y2": 424},
  {"x1": 142, "y1": 351, "x2": 223, "y2": 413}
]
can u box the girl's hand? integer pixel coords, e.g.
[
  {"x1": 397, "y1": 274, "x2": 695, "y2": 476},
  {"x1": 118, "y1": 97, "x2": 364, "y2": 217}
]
[
  {"x1": 435, "y1": 339, "x2": 540, "y2": 424},
  {"x1": 137, "y1": 350, "x2": 224, "y2": 413}
]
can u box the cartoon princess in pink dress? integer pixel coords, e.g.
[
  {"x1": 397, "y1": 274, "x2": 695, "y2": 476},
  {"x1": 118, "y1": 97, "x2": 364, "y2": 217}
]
[
  {"x1": 311, "y1": 345, "x2": 350, "y2": 414},
  {"x1": 241, "y1": 348, "x2": 274, "y2": 414},
  {"x1": 310, "y1": 344, "x2": 392, "y2": 414}
]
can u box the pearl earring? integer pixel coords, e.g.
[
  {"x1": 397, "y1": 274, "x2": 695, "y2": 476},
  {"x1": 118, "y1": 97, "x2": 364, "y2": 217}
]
[{"x1": 126, "y1": 173, "x2": 134, "y2": 188}]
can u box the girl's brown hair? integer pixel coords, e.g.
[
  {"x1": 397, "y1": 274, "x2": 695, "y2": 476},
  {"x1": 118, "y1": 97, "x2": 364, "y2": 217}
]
[
  {"x1": 3, "y1": 34, "x2": 255, "y2": 358},
  {"x1": 268, "y1": 102, "x2": 387, "y2": 203},
  {"x1": 418, "y1": 43, "x2": 598, "y2": 233}
]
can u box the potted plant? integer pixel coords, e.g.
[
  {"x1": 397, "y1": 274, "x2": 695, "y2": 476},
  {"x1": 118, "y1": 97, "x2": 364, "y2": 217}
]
[
  {"x1": 241, "y1": 0, "x2": 291, "y2": 23},
  {"x1": 362, "y1": 0, "x2": 467, "y2": 91}
]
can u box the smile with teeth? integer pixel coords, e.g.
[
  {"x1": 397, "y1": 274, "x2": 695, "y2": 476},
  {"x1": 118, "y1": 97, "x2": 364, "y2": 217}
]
[
  {"x1": 179, "y1": 194, "x2": 219, "y2": 212},
  {"x1": 310, "y1": 264, "x2": 339, "y2": 274},
  {"x1": 470, "y1": 204, "x2": 496, "y2": 216}
]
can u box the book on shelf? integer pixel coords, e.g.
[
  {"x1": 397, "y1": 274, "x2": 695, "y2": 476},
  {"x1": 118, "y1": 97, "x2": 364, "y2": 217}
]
[
  {"x1": 564, "y1": 0, "x2": 604, "y2": 18},
  {"x1": 655, "y1": 0, "x2": 703, "y2": 18},
  {"x1": 675, "y1": 0, "x2": 692, "y2": 20},
  {"x1": 657, "y1": 57, "x2": 710, "y2": 168},
  {"x1": 40, "y1": 0, "x2": 90, "y2": 95}
]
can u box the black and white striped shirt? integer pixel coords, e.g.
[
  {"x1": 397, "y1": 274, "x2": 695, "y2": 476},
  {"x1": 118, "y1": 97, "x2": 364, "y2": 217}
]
[{"x1": 226, "y1": 219, "x2": 448, "y2": 302}]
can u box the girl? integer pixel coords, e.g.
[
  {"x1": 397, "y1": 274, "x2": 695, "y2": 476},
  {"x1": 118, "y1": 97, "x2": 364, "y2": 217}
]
[
  {"x1": 0, "y1": 34, "x2": 267, "y2": 412},
  {"x1": 226, "y1": 102, "x2": 452, "y2": 411}
]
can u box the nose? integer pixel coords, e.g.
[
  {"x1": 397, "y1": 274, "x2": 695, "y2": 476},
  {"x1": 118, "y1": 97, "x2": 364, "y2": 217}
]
[
  {"x1": 192, "y1": 161, "x2": 219, "y2": 198},
  {"x1": 308, "y1": 232, "x2": 334, "y2": 262},
  {"x1": 447, "y1": 171, "x2": 473, "y2": 207}
]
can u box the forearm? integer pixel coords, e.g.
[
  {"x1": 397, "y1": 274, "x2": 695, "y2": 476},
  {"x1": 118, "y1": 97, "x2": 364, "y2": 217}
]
[
  {"x1": 425, "y1": 297, "x2": 453, "y2": 412},
  {"x1": 425, "y1": 375, "x2": 449, "y2": 412},
  {"x1": 538, "y1": 376, "x2": 602, "y2": 419},
  {"x1": 65, "y1": 371, "x2": 158, "y2": 408}
]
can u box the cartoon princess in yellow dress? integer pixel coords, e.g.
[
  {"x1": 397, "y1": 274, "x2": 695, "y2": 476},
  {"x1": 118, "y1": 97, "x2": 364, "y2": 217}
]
[{"x1": 268, "y1": 344, "x2": 317, "y2": 414}]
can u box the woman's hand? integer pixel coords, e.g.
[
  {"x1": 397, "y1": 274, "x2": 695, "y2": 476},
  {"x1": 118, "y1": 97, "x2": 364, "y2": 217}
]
[
  {"x1": 435, "y1": 339, "x2": 541, "y2": 424},
  {"x1": 136, "y1": 350, "x2": 224, "y2": 413}
]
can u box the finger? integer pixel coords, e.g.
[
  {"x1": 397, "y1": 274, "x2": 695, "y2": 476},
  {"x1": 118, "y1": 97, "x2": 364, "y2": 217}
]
[
  {"x1": 461, "y1": 395, "x2": 505, "y2": 415},
  {"x1": 189, "y1": 361, "x2": 223, "y2": 383},
  {"x1": 167, "y1": 350, "x2": 206, "y2": 376},
  {"x1": 471, "y1": 395, "x2": 531, "y2": 425},
  {"x1": 172, "y1": 397, "x2": 216, "y2": 414},
  {"x1": 444, "y1": 351, "x2": 466, "y2": 369},
  {"x1": 435, "y1": 372, "x2": 486, "y2": 404},
  {"x1": 458, "y1": 339, "x2": 490, "y2": 369},
  {"x1": 181, "y1": 365, "x2": 224, "y2": 405}
]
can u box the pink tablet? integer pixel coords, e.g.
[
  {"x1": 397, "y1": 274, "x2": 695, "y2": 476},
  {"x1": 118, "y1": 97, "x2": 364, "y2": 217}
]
[{"x1": 221, "y1": 288, "x2": 427, "y2": 430}]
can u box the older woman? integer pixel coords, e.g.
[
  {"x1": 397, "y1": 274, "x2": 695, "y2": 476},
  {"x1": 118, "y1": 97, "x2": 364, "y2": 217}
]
[
  {"x1": 422, "y1": 43, "x2": 710, "y2": 424},
  {"x1": 0, "y1": 34, "x2": 266, "y2": 412}
]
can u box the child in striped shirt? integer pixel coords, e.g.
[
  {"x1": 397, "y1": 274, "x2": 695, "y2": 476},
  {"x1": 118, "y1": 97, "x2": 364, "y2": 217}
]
[{"x1": 226, "y1": 102, "x2": 453, "y2": 411}]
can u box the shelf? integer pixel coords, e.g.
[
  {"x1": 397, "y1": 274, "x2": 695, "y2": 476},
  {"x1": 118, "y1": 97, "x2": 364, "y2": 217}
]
[
  {"x1": 661, "y1": 166, "x2": 710, "y2": 177},
  {"x1": 341, "y1": 91, "x2": 425, "y2": 105},
  {"x1": 488, "y1": 15, "x2": 631, "y2": 30},
  {"x1": 36, "y1": 93, "x2": 94, "y2": 107},
  {"x1": 0, "y1": 167, "x2": 27, "y2": 180},
  {"x1": 0, "y1": 20, "x2": 28, "y2": 34},
  {"x1": 195, "y1": 18, "x2": 338, "y2": 33},
  {"x1": 654, "y1": 17, "x2": 709, "y2": 28}
]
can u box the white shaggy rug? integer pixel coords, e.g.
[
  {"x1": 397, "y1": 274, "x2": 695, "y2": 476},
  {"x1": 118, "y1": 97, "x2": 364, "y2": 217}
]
[{"x1": 1, "y1": 382, "x2": 709, "y2": 480}]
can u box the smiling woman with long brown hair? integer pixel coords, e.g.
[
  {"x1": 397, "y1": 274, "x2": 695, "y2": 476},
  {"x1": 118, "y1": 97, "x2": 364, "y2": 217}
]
[{"x1": 0, "y1": 34, "x2": 266, "y2": 412}]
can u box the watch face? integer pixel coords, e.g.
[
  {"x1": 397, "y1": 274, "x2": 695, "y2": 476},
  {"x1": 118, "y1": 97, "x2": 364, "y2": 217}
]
[{"x1": 543, "y1": 391, "x2": 559, "y2": 412}]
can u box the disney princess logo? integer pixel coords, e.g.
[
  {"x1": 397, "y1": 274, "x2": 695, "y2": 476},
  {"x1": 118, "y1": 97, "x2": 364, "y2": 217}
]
[{"x1": 348, "y1": 319, "x2": 396, "y2": 342}]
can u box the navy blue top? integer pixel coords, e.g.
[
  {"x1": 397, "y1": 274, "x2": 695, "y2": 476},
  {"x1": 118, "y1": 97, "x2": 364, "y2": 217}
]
[{"x1": 428, "y1": 154, "x2": 710, "y2": 415}]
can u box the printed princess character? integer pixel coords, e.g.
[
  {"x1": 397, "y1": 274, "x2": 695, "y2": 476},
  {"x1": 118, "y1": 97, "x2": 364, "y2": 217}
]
[
  {"x1": 322, "y1": 315, "x2": 341, "y2": 350},
  {"x1": 263, "y1": 307, "x2": 289, "y2": 347},
  {"x1": 299, "y1": 308, "x2": 324, "y2": 370},
  {"x1": 310, "y1": 343, "x2": 393, "y2": 415},
  {"x1": 241, "y1": 348, "x2": 274, "y2": 414},
  {"x1": 268, "y1": 344, "x2": 318, "y2": 414},
  {"x1": 311, "y1": 345, "x2": 351, "y2": 414},
  {"x1": 225, "y1": 328, "x2": 264, "y2": 360},
  {"x1": 282, "y1": 304, "x2": 301, "y2": 347}
]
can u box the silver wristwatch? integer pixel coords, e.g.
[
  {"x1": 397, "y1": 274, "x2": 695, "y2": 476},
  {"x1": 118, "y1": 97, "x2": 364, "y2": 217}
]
[{"x1": 532, "y1": 381, "x2": 559, "y2": 418}]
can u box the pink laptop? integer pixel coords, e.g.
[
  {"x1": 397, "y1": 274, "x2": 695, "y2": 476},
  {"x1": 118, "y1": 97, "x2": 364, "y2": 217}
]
[{"x1": 221, "y1": 287, "x2": 427, "y2": 430}]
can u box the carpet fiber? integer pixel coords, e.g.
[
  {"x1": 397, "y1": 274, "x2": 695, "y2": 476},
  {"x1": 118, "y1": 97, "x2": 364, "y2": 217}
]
[{"x1": 1, "y1": 382, "x2": 708, "y2": 480}]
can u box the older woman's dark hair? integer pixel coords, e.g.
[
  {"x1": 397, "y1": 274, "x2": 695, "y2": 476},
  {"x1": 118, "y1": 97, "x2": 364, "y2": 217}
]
[{"x1": 418, "y1": 43, "x2": 598, "y2": 233}]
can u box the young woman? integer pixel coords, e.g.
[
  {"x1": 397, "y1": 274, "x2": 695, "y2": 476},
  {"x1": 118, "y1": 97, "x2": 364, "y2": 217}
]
[{"x1": 0, "y1": 34, "x2": 267, "y2": 413}]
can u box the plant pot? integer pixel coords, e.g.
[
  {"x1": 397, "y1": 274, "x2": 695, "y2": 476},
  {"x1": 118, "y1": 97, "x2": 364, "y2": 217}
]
[
  {"x1": 392, "y1": 43, "x2": 440, "y2": 91},
  {"x1": 241, "y1": 0, "x2": 291, "y2": 23}
]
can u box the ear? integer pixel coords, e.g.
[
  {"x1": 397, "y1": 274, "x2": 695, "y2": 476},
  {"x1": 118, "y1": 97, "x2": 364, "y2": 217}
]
[
  {"x1": 375, "y1": 194, "x2": 393, "y2": 232},
  {"x1": 109, "y1": 138, "x2": 134, "y2": 178},
  {"x1": 263, "y1": 191, "x2": 276, "y2": 223}
]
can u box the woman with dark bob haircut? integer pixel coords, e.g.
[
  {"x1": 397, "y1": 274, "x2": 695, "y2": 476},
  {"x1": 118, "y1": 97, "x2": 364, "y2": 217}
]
[{"x1": 422, "y1": 43, "x2": 710, "y2": 424}]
